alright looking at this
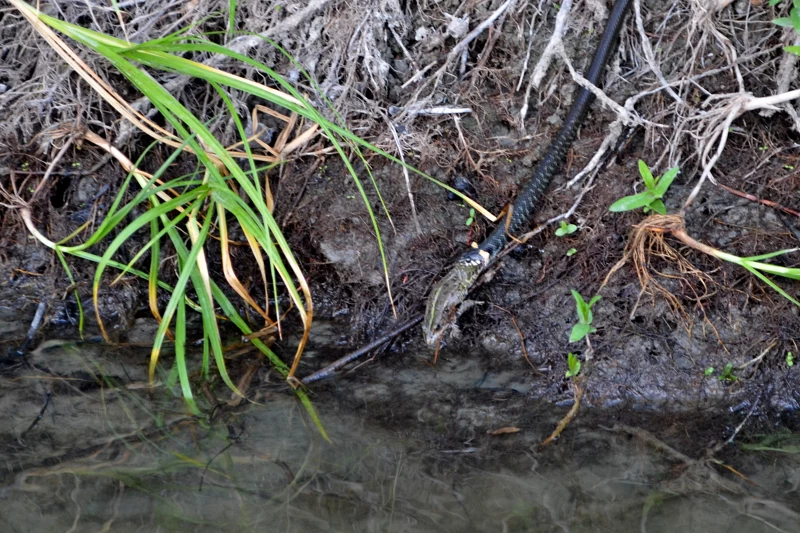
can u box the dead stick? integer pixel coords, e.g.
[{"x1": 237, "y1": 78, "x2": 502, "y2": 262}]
[
  {"x1": 717, "y1": 182, "x2": 800, "y2": 218},
  {"x1": 540, "y1": 378, "x2": 584, "y2": 448},
  {"x1": 301, "y1": 315, "x2": 423, "y2": 385}
]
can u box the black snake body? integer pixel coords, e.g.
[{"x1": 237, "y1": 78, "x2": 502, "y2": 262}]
[{"x1": 424, "y1": 0, "x2": 633, "y2": 345}]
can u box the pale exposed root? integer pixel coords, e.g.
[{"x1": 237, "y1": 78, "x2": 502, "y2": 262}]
[
  {"x1": 520, "y1": 0, "x2": 574, "y2": 123},
  {"x1": 633, "y1": 0, "x2": 682, "y2": 105},
  {"x1": 601, "y1": 214, "x2": 729, "y2": 342},
  {"x1": 627, "y1": 215, "x2": 695, "y2": 328}
]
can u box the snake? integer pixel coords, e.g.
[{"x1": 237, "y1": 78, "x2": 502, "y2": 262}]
[{"x1": 423, "y1": 0, "x2": 633, "y2": 346}]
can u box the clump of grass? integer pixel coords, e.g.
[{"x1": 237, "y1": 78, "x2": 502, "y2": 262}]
[{"x1": 9, "y1": 0, "x2": 496, "y2": 436}]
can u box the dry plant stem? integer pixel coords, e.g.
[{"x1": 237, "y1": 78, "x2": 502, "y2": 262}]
[
  {"x1": 411, "y1": 107, "x2": 473, "y2": 116},
  {"x1": 540, "y1": 377, "x2": 584, "y2": 448},
  {"x1": 515, "y1": 2, "x2": 541, "y2": 91},
  {"x1": 402, "y1": 0, "x2": 517, "y2": 113},
  {"x1": 301, "y1": 315, "x2": 423, "y2": 385},
  {"x1": 387, "y1": 120, "x2": 421, "y2": 235},
  {"x1": 440, "y1": 0, "x2": 517, "y2": 75},
  {"x1": 564, "y1": 120, "x2": 623, "y2": 188},
  {"x1": 633, "y1": 0, "x2": 682, "y2": 105},
  {"x1": 452, "y1": 115, "x2": 479, "y2": 173},
  {"x1": 520, "y1": 0, "x2": 573, "y2": 122},
  {"x1": 558, "y1": 50, "x2": 641, "y2": 125},
  {"x1": 716, "y1": 182, "x2": 800, "y2": 218},
  {"x1": 736, "y1": 340, "x2": 777, "y2": 373},
  {"x1": 708, "y1": 391, "x2": 762, "y2": 456},
  {"x1": 27, "y1": 132, "x2": 79, "y2": 204},
  {"x1": 389, "y1": 26, "x2": 419, "y2": 74},
  {"x1": 489, "y1": 303, "x2": 533, "y2": 369},
  {"x1": 611, "y1": 424, "x2": 693, "y2": 463},
  {"x1": 761, "y1": 30, "x2": 800, "y2": 121},
  {"x1": 684, "y1": 89, "x2": 800, "y2": 211},
  {"x1": 474, "y1": 5, "x2": 513, "y2": 73}
]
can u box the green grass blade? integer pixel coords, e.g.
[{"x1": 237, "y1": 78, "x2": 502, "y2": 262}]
[
  {"x1": 175, "y1": 293, "x2": 201, "y2": 415},
  {"x1": 55, "y1": 249, "x2": 85, "y2": 338}
]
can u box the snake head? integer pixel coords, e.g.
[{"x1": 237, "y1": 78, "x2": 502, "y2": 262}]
[{"x1": 423, "y1": 249, "x2": 489, "y2": 346}]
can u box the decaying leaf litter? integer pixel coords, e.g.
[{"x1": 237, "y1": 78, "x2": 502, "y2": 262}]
[{"x1": 1, "y1": 0, "x2": 800, "y2": 484}]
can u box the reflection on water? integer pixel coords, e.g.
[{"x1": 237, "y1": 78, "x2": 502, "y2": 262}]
[{"x1": 0, "y1": 341, "x2": 798, "y2": 533}]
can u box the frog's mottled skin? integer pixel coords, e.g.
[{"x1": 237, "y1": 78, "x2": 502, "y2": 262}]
[{"x1": 423, "y1": 249, "x2": 488, "y2": 346}]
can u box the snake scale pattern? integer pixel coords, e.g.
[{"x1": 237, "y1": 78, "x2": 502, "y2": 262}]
[{"x1": 423, "y1": 0, "x2": 633, "y2": 345}]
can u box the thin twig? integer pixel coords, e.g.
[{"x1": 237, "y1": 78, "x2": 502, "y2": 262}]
[
  {"x1": 387, "y1": 120, "x2": 422, "y2": 235},
  {"x1": 633, "y1": 0, "x2": 682, "y2": 104},
  {"x1": 521, "y1": 0, "x2": 573, "y2": 122},
  {"x1": 540, "y1": 377, "x2": 584, "y2": 448},
  {"x1": 301, "y1": 315, "x2": 423, "y2": 384}
]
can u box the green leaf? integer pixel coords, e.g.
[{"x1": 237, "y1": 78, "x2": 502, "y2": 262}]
[
  {"x1": 704, "y1": 367, "x2": 715, "y2": 376},
  {"x1": 566, "y1": 247, "x2": 577, "y2": 257},
  {"x1": 719, "y1": 362, "x2": 738, "y2": 382},
  {"x1": 609, "y1": 191, "x2": 657, "y2": 212},
  {"x1": 654, "y1": 166, "x2": 679, "y2": 197},
  {"x1": 638, "y1": 159, "x2": 655, "y2": 190},
  {"x1": 569, "y1": 323, "x2": 592, "y2": 343},
  {"x1": 774, "y1": 17, "x2": 794, "y2": 27},
  {"x1": 565, "y1": 352, "x2": 581, "y2": 378},
  {"x1": 792, "y1": 7, "x2": 800, "y2": 31},
  {"x1": 649, "y1": 199, "x2": 667, "y2": 215},
  {"x1": 555, "y1": 221, "x2": 578, "y2": 236},
  {"x1": 784, "y1": 45, "x2": 800, "y2": 56},
  {"x1": 587, "y1": 295, "x2": 602, "y2": 308},
  {"x1": 571, "y1": 290, "x2": 589, "y2": 322}
]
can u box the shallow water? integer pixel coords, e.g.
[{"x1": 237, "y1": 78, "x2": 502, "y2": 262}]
[{"x1": 0, "y1": 340, "x2": 798, "y2": 533}]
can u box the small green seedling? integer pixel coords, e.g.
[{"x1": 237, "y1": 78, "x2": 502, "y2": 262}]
[
  {"x1": 569, "y1": 290, "x2": 601, "y2": 343},
  {"x1": 609, "y1": 160, "x2": 678, "y2": 215},
  {"x1": 704, "y1": 367, "x2": 715, "y2": 376},
  {"x1": 555, "y1": 220, "x2": 578, "y2": 237},
  {"x1": 787, "y1": 352, "x2": 794, "y2": 367},
  {"x1": 566, "y1": 247, "x2": 577, "y2": 257},
  {"x1": 719, "y1": 362, "x2": 738, "y2": 383},
  {"x1": 565, "y1": 352, "x2": 581, "y2": 378},
  {"x1": 465, "y1": 207, "x2": 476, "y2": 226}
]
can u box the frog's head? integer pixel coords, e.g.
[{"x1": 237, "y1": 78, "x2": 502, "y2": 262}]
[{"x1": 422, "y1": 249, "x2": 489, "y2": 346}]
